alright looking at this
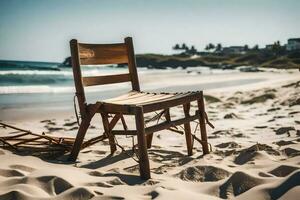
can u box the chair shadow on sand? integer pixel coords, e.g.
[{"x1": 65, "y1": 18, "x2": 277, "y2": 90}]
[
  {"x1": 80, "y1": 148, "x2": 197, "y2": 169},
  {"x1": 77, "y1": 148, "x2": 201, "y2": 184}
]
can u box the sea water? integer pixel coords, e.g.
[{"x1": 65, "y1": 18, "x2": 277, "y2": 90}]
[{"x1": 0, "y1": 60, "x2": 261, "y2": 109}]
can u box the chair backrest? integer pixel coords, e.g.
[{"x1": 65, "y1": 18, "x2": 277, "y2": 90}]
[{"x1": 70, "y1": 37, "x2": 140, "y2": 117}]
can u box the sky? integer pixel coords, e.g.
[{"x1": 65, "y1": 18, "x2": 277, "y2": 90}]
[{"x1": 0, "y1": 0, "x2": 300, "y2": 62}]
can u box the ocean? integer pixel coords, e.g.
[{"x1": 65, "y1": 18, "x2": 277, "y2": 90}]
[
  {"x1": 0, "y1": 60, "x2": 262, "y2": 109},
  {"x1": 0, "y1": 60, "x2": 130, "y2": 94},
  {"x1": 0, "y1": 60, "x2": 232, "y2": 94}
]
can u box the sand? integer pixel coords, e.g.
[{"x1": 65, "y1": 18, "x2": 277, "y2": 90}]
[{"x1": 0, "y1": 69, "x2": 299, "y2": 199}]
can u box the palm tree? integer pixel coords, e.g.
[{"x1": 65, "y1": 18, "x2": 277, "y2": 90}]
[
  {"x1": 181, "y1": 43, "x2": 187, "y2": 50},
  {"x1": 205, "y1": 43, "x2": 215, "y2": 51},
  {"x1": 253, "y1": 44, "x2": 259, "y2": 50},
  {"x1": 216, "y1": 43, "x2": 222, "y2": 51},
  {"x1": 189, "y1": 45, "x2": 197, "y2": 54},
  {"x1": 173, "y1": 44, "x2": 180, "y2": 50}
]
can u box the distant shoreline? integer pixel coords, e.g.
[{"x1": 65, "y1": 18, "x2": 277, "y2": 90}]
[
  {"x1": 132, "y1": 50, "x2": 300, "y2": 70},
  {"x1": 2, "y1": 49, "x2": 300, "y2": 70}
]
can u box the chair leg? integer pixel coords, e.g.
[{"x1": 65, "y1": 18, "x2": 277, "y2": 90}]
[
  {"x1": 197, "y1": 92, "x2": 209, "y2": 154},
  {"x1": 146, "y1": 133, "x2": 153, "y2": 149},
  {"x1": 135, "y1": 107, "x2": 151, "y2": 180},
  {"x1": 183, "y1": 103, "x2": 193, "y2": 156},
  {"x1": 69, "y1": 117, "x2": 91, "y2": 161},
  {"x1": 101, "y1": 113, "x2": 117, "y2": 154}
]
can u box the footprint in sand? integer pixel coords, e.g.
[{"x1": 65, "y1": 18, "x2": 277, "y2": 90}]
[
  {"x1": 106, "y1": 177, "x2": 125, "y2": 186},
  {"x1": 275, "y1": 127, "x2": 295, "y2": 136},
  {"x1": 282, "y1": 147, "x2": 300, "y2": 157},
  {"x1": 219, "y1": 171, "x2": 265, "y2": 199},
  {"x1": 0, "y1": 191, "x2": 33, "y2": 200},
  {"x1": 9, "y1": 164, "x2": 35, "y2": 173},
  {"x1": 55, "y1": 187, "x2": 94, "y2": 200},
  {"x1": 269, "y1": 170, "x2": 300, "y2": 200},
  {"x1": 175, "y1": 165, "x2": 231, "y2": 182},
  {"x1": 40, "y1": 119, "x2": 52, "y2": 123},
  {"x1": 86, "y1": 181, "x2": 113, "y2": 188},
  {"x1": 254, "y1": 125, "x2": 268, "y2": 129},
  {"x1": 36, "y1": 175, "x2": 73, "y2": 195},
  {"x1": 258, "y1": 172, "x2": 274, "y2": 177},
  {"x1": 87, "y1": 170, "x2": 104, "y2": 177},
  {"x1": 215, "y1": 142, "x2": 241, "y2": 149},
  {"x1": 234, "y1": 144, "x2": 280, "y2": 165},
  {"x1": 123, "y1": 164, "x2": 140, "y2": 174},
  {"x1": 223, "y1": 112, "x2": 242, "y2": 119},
  {"x1": 63, "y1": 121, "x2": 77, "y2": 127},
  {"x1": 93, "y1": 195, "x2": 125, "y2": 199},
  {"x1": 232, "y1": 133, "x2": 246, "y2": 138},
  {"x1": 45, "y1": 126, "x2": 63, "y2": 132},
  {"x1": 269, "y1": 165, "x2": 299, "y2": 177},
  {"x1": 0, "y1": 168, "x2": 24, "y2": 177},
  {"x1": 275, "y1": 140, "x2": 296, "y2": 146}
]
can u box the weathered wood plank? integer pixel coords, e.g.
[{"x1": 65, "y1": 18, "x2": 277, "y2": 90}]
[
  {"x1": 78, "y1": 43, "x2": 128, "y2": 65},
  {"x1": 110, "y1": 112, "x2": 201, "y2": 136},
  {"x1": 145, "y1": 112, "x2": 200, "y2": 134},
  {"x1": 142, "y1": 92, "x2": 200, "y2": 113},
  {"x1": 82, "y1": 73, "x2": 131, "y2": 86}
]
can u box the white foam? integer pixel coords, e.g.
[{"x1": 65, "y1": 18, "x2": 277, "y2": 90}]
[
  {"x1": 0, "y1": 85, "x2": 74, "y2": 94},
  {"x1": 0, "y1": 70, "x2": 72, "y2": 76}
]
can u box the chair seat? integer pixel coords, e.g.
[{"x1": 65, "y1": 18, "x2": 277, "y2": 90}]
[{"x1": 99, "y1": 91, "x2": 202, "y2": 114}]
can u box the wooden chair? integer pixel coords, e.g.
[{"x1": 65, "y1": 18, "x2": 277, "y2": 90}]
[{"x1": 68, "y1": 37, "x2": 211, "y2": 179}]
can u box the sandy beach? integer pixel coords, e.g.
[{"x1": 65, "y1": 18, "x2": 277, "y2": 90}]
[{"x1": 0, "y1": 69, "x2": 299, "y2": 200}]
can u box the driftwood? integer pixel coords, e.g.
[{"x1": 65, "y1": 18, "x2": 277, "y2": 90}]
[{"x1": 0, "y1": 122, "x2": 107, "y2": 158}]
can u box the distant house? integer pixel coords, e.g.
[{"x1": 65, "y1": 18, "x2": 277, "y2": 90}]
[
  {"x1": 222, "y1": 46, "x2": 244, "y2": 54},
  {"x1": 265, "y1": 44, "x2": 273, "y2": 50},
  {"x1": 287, "y1": 38, "x2": 300, "y2": 51}
]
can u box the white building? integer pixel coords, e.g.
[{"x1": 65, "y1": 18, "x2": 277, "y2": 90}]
[{"x1": 287, "y1": 38, "x2": 300, "y2": 51}]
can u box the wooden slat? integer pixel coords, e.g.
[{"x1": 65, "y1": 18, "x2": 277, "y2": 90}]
[
  {"x1": 82, "y1": 73, "x2": 131, "y2": 86},
  {"x1": 13, "y1": 136, "x2": 43, "y2": 147},
  {"x1": 101, "y1": 103, "x2": 136, "y2": 114},
  {"x1": 78, "y1": 43, "x2": 128, "y2": 65},
  {"x1": 106, "y1": 92, "x2": 149, "y2": 103},
  {"x1": 104, "y1": 91, "x2": 140, "y2": 102},
  {"x1": 111, "y1": 130, "x2": 136, "y2": 135},
  {"x1": 100, "y1": 92, "x2": 202, "y2": 114},
  {"x1": 145, "y1": 113, "x2": 200, "y2": 134},
  {"x1": 142, "y1": 92, "x2": 201, "y2": 113},
  {"x1": 110, "y1": 93, "x2": 157, "y2": 104},
  {"x1": 128, "y1": 93, "x2": 175, "y2": 104},
  {"x1": 111, "y1": 112, "x2": 200, "y2": 136}
]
